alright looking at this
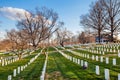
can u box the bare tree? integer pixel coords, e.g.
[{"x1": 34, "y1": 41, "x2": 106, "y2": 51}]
[
  {"x1": 0, "y1": 39, "x2": 11, "y2": 51},
  {"x1": 6, "y1": 29, "x2": 28, "y2": 59},
  {"x1": 80, "y1": 1, "x2": 106, "y2": 43},
  {"x1": 101, "y1": 0, "x2": 120, "y2": 42},
  {"x1": 56, "y1": 23, "x2": 73, "y2": 47},
  {"x1": 78, "y1": 32, "x2": 87, "y2": 44},
  {"x1": 17, "y1": 7, "x2": 59, "y2": 49}
]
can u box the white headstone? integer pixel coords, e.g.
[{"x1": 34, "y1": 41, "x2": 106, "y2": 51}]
[
  {"x1": 2, "y1": 60, "x2": 4, "y2": 66},
  {"x1": 78, "y1": 59, "x2": 80, "y2": 64},
  {"x1": 40, "y1": 75, "x2": 44, "y2": 80},
  {"x1": 13, "y1": 69, "x2": 16, "y2": 77},
  {"x1": 100, "y1": 51, "x2": 101, "y2": 54},
  {"x1": 106, "y1": 57, "x2": 109, "y2": 64},
  {"x1": 24, "y1": 65, "x2": 25, "y2": 69},
  {"x1": 96, "y1": 56, "x2": 98, "y2": 61},
  {"x1": 18, "y1": 67, "x2": 20, "y2": 74},
  {"x1": 8, "y1": 75, "x2": 12, "y2": 80},
  {"x1": 26, "y1": 64, "x2": 27, "y2": 67},
  {"x1": 21, "y1": 66, "x2": 23, "y2": 71},
  {"x1": 92, "y1": 55, "x2": 95, "y2": 60},
  {"x1": 103, "y1": 52, "x2": 105, "y2": 55},
  {"x1": 84, "y1": 61, "x2": 88, "y2": 67},
  {"x1": 113, "y1": 58, "x2": 116, "y2": 65},
  {"x1": 87, "y1": 54, "x2": 89, "y2": 59},
  {"x1": 70, "y1": 56, "x2": 72, "y2": 61},
  {"x1": 107, "y1": 49, "x2": 109, "y2": 52},
  {"x1": 100, "y1": 56, "x2": 103, "y2": 62},
  {"x1": 72, "y1": 57, "x2": 74, "y2": 62},
  {"x1": 76, "y1": 58, "x2": 78, "y2": 63},
  {"x1": 105, "y1": 69, "x2": 110, "y2": 80},
  {"x1": 28, "y1": 62, "x2": 30, "y2": 65},
  {"x1": 81, "y1": 60, "x2": 83, "y2": 66},
  {"x1": 5, "y1": 61, "x2": 7, "y2": 65},
  {"x1": 118, "y1": 53, "x2": 120, "y2": 57},
  {"x1": 110, "y1": 49, "x2": 112, "y2": 52},
  {"x1": 113, "y1": 49, "x2": 116, "y2": 52},
  {"x1": 118, "y1": 74, "x2": 120, "y2": 80},
  {"x1": 96, "y1": 65, "x2": 100, "y2": 75}
]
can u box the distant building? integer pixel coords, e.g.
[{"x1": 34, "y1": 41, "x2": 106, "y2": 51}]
[{"x1": 95, "y1": 36, "x2": 109, "y2": 43}]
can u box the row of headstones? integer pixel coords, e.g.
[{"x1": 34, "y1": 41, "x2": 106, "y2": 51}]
[
  {"x1": 0, "y1": 53, "x2": 31, "y2": 66},
  {"x1": 67, "y1": 49, "x2": 117, "y2": 66},
  {"x1": 54, "y1": 47, "x2": 69, "y2": 60},
  {"x1": 96, "y1": 46, "x2": 119, "y2": 51},
  {"x1": 0, "y1": 51, "x2": 32, "y2": 66},
  {"x1": 87, "y1": 49, "x2": 120, "y2": 59},
  {"x1": 86, "y1": 49, "x2": 105, "y2": 55},
  {"x1": 62, "y1": 45, "x2": 117, "y2": 62},
  {"x1": 40, "y1": 53, "x2": 48, "y2": 80},
  {"x1": 68, "y1": 56, "x2": 88, "y2": 67},
  {"x1": 99, "y1": 43, "x2": 120, "y2": 48},
  {"x1": 8, "y1": 64, "x2": 28, "y2": 80},
  {"x1": 95, "y1": 45, "x2": 120, "y2": 51},
  {"x1": 95, "y1": 47, "x2": 119, "y2": 53},
  {"x1": 55, "y1": 48, "x2": 88, "y2": 68},
  {"x1": 87, "y1": 47, "x2": 120, "y2": 57},
  {"x1": 8, "y1": 51, "x2": 42, "y2": 80},
  {"x1": 96, "y1": 65, "x2": 120, "y2": 80},
  {"x1": 58, "y1": 50, "x2": 119, "y2": 80},
  {"x1": 87, "y1": 48, "x2": 120, "y2": 55},
  {"x1": 97, "y1": 45, "x2": 119, "y2": 49},
  {"x1": 21, "y1": 54, "x2": 29, "y2": 58},
  {"x1": 76, "y1": 48, "x2": 105, "y2": 56},
  {"x1": 1, "y1": 57, "x2": 19, "y2": 66},
  {"x1": 0, "y1": 55, "x2": 17, "y2": 63}
]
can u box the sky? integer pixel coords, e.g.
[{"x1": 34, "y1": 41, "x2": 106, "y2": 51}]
[{"x1": 0, "y1": 0, "x2": 97, "y2": 39}]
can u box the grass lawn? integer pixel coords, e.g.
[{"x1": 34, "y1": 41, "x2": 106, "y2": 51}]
[
  {"x1": 62, "y1": 50, "x2": 118, "y2": 79},
  {"x1": 45, "y1": 52, "x2": 103, "y2": 80},
  {"x1": 12, "y1": 54, "x2": 46, "y2": 80},
  {"x1": 0, "y1": 49, "x2": 42, "y2": 80}
]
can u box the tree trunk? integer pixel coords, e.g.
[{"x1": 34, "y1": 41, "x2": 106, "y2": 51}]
[
  {"x1": 111, "y1": 19, "x2": 114, "y2": 42},
  {"x1": 98, "y1": 30, "x2": 101, "y2": 44},
  {"x1": 60, "y1": 41, "x2": 64, "y2": 47},
  {"x1": 111, "y1": 30, "x2": 114, "y2": 42},
  {"x1": 18, "y1": 53, "x2": 22, "y2": 60}
]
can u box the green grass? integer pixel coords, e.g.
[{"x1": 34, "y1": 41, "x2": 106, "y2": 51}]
[
  {"x1": 64, "y1": 46, "x2": 73, "y2": 49},
  {"x1": 46, "y1": 52, "x2": 103, "y2": 80},
  {"x1": 47, "y1": 47, "x2": 56, "y2": 52},
  {"x1": 0, "y1": 45, "x2": 120, "y2": 80},
  {"x1": 0, "y1": 49, "x2": 43, "y2": 80},
  {"x1": 0, "y1": 54, "x2": 36, "y2": 80},
  {"x1": 61, "y1": 50, "x2": 118, "y2": 79},
  {"x1": 13, "y1": 54, "x2": 46, "y2": 80}
]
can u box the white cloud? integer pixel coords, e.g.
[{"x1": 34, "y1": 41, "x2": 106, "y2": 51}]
[
  {"x1": 0, "y1": 31, "x2": 6, "y2": 40},
  {"x1": 0, "y1": 7, "x2": 30, "y2": 21}
]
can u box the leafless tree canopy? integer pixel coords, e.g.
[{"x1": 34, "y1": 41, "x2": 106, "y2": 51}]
[
  {"x1": 80, "y1": 0, "x2": 106, "y2": 43},
  {"x1": 101, "y1": 0, "x2": 120, "y2": 42},
  {"x1": 6, "y1": 29, "x2": 28, "y2": 59},
  {"x1": 80, "y1": 0, "x2": 120, "y2": 42},
  {"x1": 56, "y1": 22, "x2": 73, "y2": 47},
  {"x1": 17, "y1": 7, "x2": 59, "y2": 48}
]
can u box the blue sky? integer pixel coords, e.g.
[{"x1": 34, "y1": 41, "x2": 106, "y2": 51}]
[{"x1": 0, "y1": 0, "x2": 96, "y2": 39}]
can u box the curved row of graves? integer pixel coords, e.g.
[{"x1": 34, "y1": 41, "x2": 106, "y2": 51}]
[{"x1": 54, "y1": 43, "x2": 120, "y2": 80}]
